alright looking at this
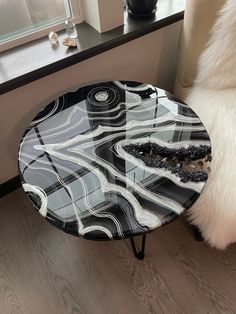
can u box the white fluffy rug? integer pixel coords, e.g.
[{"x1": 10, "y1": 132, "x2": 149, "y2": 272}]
[
  {"x1": 195, "y1": 0, "x2": 236, "y2": 89},
  {"x1": 186, "y1": 88, "x2": 236, "y2": 249},
  {"x1": 186, "y1": 0, "x2": 236, "y2": 249}
]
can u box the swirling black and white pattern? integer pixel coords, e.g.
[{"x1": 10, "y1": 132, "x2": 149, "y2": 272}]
[{"x1": 18, "y1": 81, "x2": 211, "y2": 240}]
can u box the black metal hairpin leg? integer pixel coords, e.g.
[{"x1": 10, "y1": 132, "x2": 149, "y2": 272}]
[
  {"x1": 193, "y1": 226, "x2": 203, "y2": 241},
  {"x1": 130, "y1": 234, "x2": 146, "y2": 260}
]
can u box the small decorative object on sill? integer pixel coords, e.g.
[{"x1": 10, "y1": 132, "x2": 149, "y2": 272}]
[
  {"x1": 65, "y1": 18, "x2": 77, "y2": 39},
  {"x1": 62, "y1": 37, "x2": 77, "y2": 47},
  {"x1": 48, "y1": 31, "x2": 58, "y2": 46},
  {"x1": 127, "y1": 0, "x2": 158, "y2": 20}
]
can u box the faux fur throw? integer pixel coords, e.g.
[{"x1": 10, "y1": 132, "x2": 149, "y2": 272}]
[
  {"x1": 186, "y1": 0, "x2": 236, "y2": 249},
  {"x1": 195, "y1": 0, "x2": 236, "y2": 89}
]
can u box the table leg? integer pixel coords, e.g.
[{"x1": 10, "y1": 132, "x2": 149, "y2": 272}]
[
  {"x1": 130, "y1": 234, "x2": 146, "y2": 260},
  {"x1": 193, "y1": 226, "x2": 204, "y2": 241}
]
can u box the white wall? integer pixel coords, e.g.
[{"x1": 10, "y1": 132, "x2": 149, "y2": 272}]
[
  {"x1": 0, "y1": 21, "x2": 181, "y2": 183},
  {"x1": 82, "y1": 0, "x2": 101, "y2": 32},
  {"x1": 82, "y1": 0, "x2": 124, "y2": 32}
]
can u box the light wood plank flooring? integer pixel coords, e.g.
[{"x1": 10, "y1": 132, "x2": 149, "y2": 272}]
[{"x1": 1, "y1": 188, "x2": 236, "y2": 314}]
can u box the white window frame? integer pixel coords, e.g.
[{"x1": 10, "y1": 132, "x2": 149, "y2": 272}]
[{"x1": 0, "y1": 0, "x2": 84, "y2": 53}]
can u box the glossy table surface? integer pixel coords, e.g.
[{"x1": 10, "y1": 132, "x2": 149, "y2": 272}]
[{"x1": 18, "y1": 81, "x2": 211, "y2": 240}]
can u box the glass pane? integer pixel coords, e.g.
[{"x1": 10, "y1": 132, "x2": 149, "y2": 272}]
[{"x1": 0, "y1": 0, "x2": 67, "y2": 43}]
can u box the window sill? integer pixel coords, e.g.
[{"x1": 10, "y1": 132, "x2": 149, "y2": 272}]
[{"x1": 0, "y1": 0, "x2": 184, "y2": 96}]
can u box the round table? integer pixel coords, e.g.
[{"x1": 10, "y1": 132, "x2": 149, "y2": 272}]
[{"x1": 18, "y1": 81, "x2": 212, "y2": 259}]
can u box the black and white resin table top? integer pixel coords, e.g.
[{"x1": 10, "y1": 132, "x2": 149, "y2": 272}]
[{"x1": 18, "y1": 81, "x2": 211, "y2": 240}]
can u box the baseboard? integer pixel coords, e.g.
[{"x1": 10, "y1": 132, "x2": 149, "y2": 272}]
[{"x1": 0, "y1": 175, "x2": 21, "y2": 198}]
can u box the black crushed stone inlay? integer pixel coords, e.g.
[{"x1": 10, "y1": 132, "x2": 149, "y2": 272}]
[{"x1": 123, "y1": 143, "x2": 212, "y2": 183}]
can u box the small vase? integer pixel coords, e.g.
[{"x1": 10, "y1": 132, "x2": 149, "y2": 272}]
[{"x1": 127, "y1": 0, "x2": 158, "y2": 20}]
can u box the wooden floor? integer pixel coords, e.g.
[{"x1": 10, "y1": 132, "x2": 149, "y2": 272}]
[{"x1": 1, "y1": 189, "x2": 236, "y2": 314}]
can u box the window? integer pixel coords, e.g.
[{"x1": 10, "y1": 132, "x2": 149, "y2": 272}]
[{"x1": 0, "y1": 0, "x2": 83, "y2": 52}]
